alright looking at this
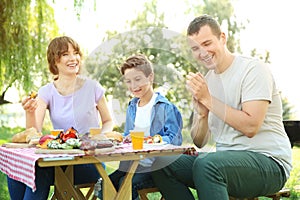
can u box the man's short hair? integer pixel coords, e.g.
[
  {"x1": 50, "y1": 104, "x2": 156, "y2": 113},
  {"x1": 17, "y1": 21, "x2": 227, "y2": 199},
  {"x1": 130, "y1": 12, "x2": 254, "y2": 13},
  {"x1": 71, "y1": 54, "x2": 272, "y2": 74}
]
[{"x1": 187, "y1": 14, "x2": 221, "y2": 38}]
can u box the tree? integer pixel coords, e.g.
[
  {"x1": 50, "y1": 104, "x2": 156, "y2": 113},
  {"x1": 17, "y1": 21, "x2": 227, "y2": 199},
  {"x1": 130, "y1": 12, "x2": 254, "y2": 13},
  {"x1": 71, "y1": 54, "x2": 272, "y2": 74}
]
[
  {"x1": 84, "y1": 0, "x2": 295, "y2": 131},
  {"x1": 1, "y1": 0, "x2": 293, "y2": 121},
  {"x1": 186, "y1": 0, "x2": 294, "y2": 121},
  {"x1": 83, "y1": 0, "x2": 244, "y2": 133},
  {"x1": 282, "y1": 95, "x2": 295, "y2": 120},
  {"x1": 185, "y1": 0, "x2": 245, "y2": 53},
  {"x1": 0, "y1": 0, "x2": 58, "y2": 105}
]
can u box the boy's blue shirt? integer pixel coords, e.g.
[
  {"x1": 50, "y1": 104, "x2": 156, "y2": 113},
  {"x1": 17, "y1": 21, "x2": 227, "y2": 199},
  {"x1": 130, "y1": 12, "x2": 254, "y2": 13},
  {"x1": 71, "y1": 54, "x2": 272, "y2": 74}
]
[{"x1": 123, "y1": 92, "x2": 183, "y2": 145}]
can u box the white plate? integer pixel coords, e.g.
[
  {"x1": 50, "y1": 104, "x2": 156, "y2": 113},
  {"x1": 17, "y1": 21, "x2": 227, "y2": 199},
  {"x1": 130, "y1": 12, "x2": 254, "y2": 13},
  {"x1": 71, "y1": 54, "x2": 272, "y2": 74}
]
[{"x1": 143, "y1": 141, "x2": 167, "y2": 148}]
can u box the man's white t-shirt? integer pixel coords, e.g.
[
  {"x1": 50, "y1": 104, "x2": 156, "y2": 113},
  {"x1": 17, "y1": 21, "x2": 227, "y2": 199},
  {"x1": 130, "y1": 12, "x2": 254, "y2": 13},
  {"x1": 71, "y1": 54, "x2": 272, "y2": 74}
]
[{"x1": 205, "y1": 55, "x2": 292, "y2": 178}]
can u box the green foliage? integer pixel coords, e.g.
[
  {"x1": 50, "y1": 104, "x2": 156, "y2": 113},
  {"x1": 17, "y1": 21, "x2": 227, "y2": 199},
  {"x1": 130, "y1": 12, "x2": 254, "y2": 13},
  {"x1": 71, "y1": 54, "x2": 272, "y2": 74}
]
[
  {"x1": 282, "y1": 95, "x2": 295, "y2": 120},
  {"x1": 251, "y1": 49, "x2": 271, "y2": 64},
  {"x1": 185, "y1": 0, "x2": 245, "y2": 53},
  {"x1": 0, "y1": 126, "x2": 24, "y2": 200},
  {"x1": 0, "y1": 126, "x2": 24, "y2": 145},
  {"x1": 0, "y1": 0, "x2": 58, "y2": 105},
  {"x1": 84, "y1": 0, "x2": 245, "y2": 132},
  {"x1": 0, "y1": 172, "x2": 9, "y2": 200},
  {"x1": 0, "y1": 0, "x2": 297, "y2": 199}
]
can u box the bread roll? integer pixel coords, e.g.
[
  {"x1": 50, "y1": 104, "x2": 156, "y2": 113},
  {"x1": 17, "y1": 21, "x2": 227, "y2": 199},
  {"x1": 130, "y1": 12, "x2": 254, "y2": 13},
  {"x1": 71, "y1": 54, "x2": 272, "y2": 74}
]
[
  {"x1": 30, "y1": 91, "x2": 38, "y2": 99},
  {"x1": 90, "y1": 134, "x2": 108, "y2": 141},
  {"x1": 104, "y1": 131, "x2": 123, "y2": 142},
  {"x1": 28, "y1": 138, "x2": 41, "y2": 145},
  {"x1": 12, "y1": 127, "x2": 39, "y2": 143},
  {"x1": 26, "y1": 131, "x2": 43, "y2": 143}
]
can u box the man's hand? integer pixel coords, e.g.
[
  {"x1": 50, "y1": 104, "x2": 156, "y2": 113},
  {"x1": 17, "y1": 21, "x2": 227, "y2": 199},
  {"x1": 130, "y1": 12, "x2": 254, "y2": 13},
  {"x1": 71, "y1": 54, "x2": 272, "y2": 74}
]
[
  {"x1": 192, "y1": 97, "x2": 209, "y2": 117},
  {"x1": 186, "y1": 72, "x2": 210, "y2": 116}
]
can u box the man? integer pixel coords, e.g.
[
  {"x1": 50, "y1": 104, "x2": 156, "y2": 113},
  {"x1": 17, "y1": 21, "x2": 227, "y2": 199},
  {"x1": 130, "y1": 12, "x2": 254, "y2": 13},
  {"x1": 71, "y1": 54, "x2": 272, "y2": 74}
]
[{"x1": 151, "y1": 14, "x2": 292, "y2": 200}]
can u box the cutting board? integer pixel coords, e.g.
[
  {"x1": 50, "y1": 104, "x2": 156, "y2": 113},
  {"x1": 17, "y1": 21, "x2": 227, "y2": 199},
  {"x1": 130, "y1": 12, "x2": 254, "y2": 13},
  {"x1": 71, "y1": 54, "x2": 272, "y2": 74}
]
[
  {"x1": 35, "y1": 146, "x2": 116, "y2": 155},
  {"x1": 2, "y1": 143, "x2": 36, "y2": 148},
  {"x1": 35, "y1": 149, "x2": 85, "y2": 154}
]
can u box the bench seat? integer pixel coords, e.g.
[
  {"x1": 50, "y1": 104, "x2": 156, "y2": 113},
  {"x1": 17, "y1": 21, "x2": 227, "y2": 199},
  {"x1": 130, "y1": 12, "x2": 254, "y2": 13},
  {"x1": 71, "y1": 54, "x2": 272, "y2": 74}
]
[{"x1": 138, "y1": 187, "x2": 290, "y2": 200}]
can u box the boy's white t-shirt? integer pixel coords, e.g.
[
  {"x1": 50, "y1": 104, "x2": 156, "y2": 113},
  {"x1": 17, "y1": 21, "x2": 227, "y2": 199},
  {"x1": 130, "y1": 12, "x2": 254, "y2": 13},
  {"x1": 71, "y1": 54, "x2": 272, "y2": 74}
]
[
  {"x1": 134, "y1": 93, "x2": 158, "y2": 137},
  {"x1": 134, "y1": 93, "x2": 158, "y2": 167}
]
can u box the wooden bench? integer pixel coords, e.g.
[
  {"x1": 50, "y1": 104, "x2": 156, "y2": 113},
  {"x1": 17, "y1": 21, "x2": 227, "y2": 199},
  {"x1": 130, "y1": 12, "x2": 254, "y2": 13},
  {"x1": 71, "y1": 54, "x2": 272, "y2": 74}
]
[
  {"x1": 138, "y1": 187, "x2": 164, "y2": 200},
  {"x1": 138, "y1": 187, "x2": 290, "y2": 200},
  {"x1": 50, "y1": 182, "x2": 97, "y2": 200},
  {"x1": 264, "y1": 188, "x2": 291, "y2": 199},
  {"x1": 229, "y1": 188, "x2": 290, "y2": 200},
  {"x1": 75, "y1": 183, "x2": 97, "y2": 200}
]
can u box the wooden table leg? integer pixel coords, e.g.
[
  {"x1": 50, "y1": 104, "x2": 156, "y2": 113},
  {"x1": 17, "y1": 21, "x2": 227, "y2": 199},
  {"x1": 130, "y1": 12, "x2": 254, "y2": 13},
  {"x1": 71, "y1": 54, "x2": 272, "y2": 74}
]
[
  {"x1": 94, "y1": 160, "x2": 139, "y2": 200},
  {"x1": 116, "y1": 160, "x2": 139, "y2": 200},
  {"x1": 53, "y1": 166, "x2": 86, "y2": 200},
  {"x1": 94, "y1": 163, "x2": 117, "y2": 200}
]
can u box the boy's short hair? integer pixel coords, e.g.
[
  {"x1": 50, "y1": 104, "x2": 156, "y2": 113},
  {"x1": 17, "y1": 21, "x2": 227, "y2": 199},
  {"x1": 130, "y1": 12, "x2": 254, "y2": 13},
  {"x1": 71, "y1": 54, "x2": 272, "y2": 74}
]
[{"x1": 120, "y1": 54, "x2": 153, "y2": 76}]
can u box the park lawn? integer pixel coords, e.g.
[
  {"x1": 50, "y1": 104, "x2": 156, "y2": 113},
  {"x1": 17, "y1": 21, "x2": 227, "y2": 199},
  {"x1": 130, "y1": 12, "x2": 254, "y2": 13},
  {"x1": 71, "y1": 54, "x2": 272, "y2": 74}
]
[{"x1": 0, "y1": 127, "x2": 299, "y2": 199}]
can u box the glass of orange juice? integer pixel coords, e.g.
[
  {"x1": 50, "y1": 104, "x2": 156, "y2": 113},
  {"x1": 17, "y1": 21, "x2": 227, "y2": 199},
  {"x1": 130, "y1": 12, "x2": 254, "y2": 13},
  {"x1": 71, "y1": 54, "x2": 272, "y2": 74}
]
[
  {"x1": 50, "y1": 129, "x2": 64, "y2": 137},
  {"x1": 130, "y1": 130, "x2": 144, "y2": 150},
  {"x1": 89, "y1": 127, "x2": 102, "y2": 136}
]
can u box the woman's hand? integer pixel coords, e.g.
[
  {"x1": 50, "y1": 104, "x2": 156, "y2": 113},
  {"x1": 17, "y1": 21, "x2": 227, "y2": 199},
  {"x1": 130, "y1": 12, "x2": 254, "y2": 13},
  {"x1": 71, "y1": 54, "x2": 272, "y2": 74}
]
[{"x1": 21, "y1": 96, "x2": 38, "y2": 113}]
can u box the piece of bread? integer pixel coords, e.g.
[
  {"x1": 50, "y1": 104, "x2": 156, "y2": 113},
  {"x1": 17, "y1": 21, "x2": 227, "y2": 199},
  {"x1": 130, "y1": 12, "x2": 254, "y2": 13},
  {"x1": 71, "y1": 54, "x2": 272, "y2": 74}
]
[
  {"x1": 29, "y1": 91, "x2": 38, "y2": 99},
  {"x1": 12, "y1": 127, "x2": 38, "y2": 143},
  {"x1": 90, "y1": 134, "x2": 108, "y2": 141},
  {"x1": 28, "y1": 137, "x2": 41, "y2": 145},
  {"x1": 104, "y1": 131, "x2": 123, "y2": 143},
  {"x1": 26, "y1": 131, "x2": 43, "y2": 143}
]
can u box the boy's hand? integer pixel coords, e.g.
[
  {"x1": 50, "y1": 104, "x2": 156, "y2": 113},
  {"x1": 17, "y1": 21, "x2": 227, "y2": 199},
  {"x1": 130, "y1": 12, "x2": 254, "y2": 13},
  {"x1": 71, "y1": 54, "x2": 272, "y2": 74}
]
[{"x1": 123, "y1": 135, "x2": 132, "y2": 143}]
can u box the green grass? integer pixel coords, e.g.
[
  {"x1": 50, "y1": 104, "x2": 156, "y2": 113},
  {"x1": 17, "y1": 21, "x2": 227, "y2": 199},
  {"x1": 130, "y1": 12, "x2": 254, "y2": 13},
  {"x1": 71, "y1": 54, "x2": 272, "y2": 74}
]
[
  {"x1": 0, "y1": 126, "x2": 24, "y2": 200},
  {"x1": 0, "y1": 172, "x2": 9, "y2": 200},
  {"x1": 277, "y1": 146, "x2": 300, "y2": 200},
  {"x1": 0, "y1": 126, "x2": 299, "y2": 199}
]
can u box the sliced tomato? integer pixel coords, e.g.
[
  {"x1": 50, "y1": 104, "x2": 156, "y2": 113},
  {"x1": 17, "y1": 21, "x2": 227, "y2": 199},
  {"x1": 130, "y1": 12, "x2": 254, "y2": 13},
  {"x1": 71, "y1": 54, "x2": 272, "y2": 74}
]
[{"x1": 60, "y1": 127, "x2": 79, "y2": 143}]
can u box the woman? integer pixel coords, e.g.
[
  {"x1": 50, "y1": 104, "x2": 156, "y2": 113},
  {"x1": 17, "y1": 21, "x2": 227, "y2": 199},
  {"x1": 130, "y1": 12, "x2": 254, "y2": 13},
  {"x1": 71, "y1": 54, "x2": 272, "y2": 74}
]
[{"x1": 7, "y1": 36, "x2": 114, "y2": 200}]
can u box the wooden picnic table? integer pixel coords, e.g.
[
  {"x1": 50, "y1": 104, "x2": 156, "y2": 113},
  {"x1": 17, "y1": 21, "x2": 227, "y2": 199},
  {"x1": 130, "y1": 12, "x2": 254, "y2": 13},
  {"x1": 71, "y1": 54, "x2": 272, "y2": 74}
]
[{"x1": 0, "y1": 143, "x2": 193, "y2": 200}]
